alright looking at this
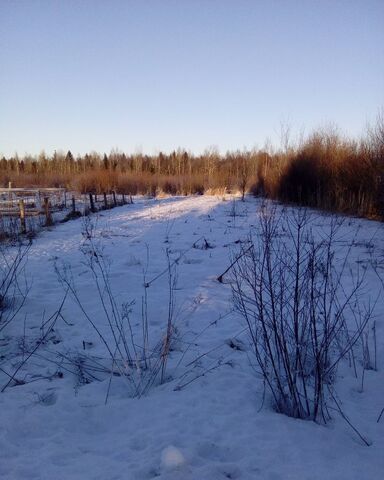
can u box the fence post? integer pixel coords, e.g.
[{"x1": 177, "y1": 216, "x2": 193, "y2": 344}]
[
  {"x1": 44, "y1": 197, "x2": 53, "y2": 226},
  {"x1": 72, "y1": 195, "x2": 76, "y2": 213},
  {"x1": 122, "y1": 193, "x2": 126, "y2": 204},
  {"x1": 8, "y1": 182, "x2": 12, "y2": 206},
  {"x1": 103, "y1": 192, "x2": 108, "y2": 209},
  {"x1": 89, "y1": 193, "x2": 95, "y2": 212},
  {"x1": 113, "y1": 191, "x2": 117, "y2": 207},
  {"x1": 19, "y1": 199, "x2": 26, "y2": 234}
]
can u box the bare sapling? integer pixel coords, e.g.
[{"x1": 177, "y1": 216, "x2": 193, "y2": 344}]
[
  {"x1": 0, "y1": 242, "x2": 30, "y2": 334},
  {"x1": 0, "y1": 241, "x2": 67, "y2": 392},
  {"x1": 231, "y1": 205, "x2": 374, "y2": 426}
]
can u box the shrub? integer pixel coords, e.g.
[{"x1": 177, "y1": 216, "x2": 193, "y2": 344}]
[{"x1": 231, "y1": 206, "x2": 372, "y2": 422}]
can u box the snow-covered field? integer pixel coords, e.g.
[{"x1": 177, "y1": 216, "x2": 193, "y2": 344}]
[{"x1": 0, "y1": 195, "x2": 383, "y2": 480}]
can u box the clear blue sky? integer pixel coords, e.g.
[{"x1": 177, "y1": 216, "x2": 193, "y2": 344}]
[{"x1": 1, "y1": 0, "x2": 383, "y2": 157}]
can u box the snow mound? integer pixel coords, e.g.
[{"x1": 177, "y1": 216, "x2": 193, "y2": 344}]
[{"x1": 161, "y1": 445, "x2": 185, "y2": 469}]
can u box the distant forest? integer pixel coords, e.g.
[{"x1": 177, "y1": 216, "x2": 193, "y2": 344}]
[{"x1": 1, "y1": 119, "x2": 383, "y2": 219}]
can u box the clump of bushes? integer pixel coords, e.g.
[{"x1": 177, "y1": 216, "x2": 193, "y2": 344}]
[{"x1": 231, "y1": 207, "x2": 373, "y2": 424}]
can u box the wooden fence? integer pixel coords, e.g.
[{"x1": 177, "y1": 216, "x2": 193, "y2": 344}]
[{"x1": 0, "y1": 188, "x2": 132, "y2": 239}]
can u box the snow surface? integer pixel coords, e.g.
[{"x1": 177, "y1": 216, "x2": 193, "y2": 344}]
[{"x1": 0, "y1": 195, "x2": 383, "y2": 480}]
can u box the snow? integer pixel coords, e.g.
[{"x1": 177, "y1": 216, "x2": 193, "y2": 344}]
[
  {"x1": 161, "y1": 446, "x2": 185, "y2": 470},
  {"x1": 0, "y1": 195, "x2": 383, "y2": 479}
]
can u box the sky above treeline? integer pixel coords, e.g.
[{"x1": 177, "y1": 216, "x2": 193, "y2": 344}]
[{"x1": 0, "y1": 0, "x2": 383, "y2": 157}]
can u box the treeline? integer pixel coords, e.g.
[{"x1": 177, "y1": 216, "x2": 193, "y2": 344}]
[{"x1": 1, "y1": 119, "x2": 383, "y2": 219}]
